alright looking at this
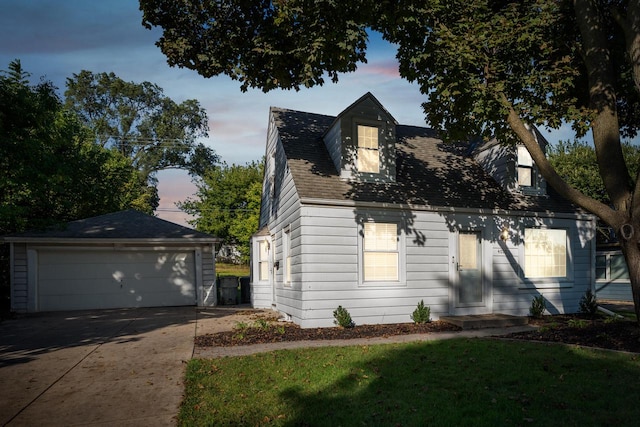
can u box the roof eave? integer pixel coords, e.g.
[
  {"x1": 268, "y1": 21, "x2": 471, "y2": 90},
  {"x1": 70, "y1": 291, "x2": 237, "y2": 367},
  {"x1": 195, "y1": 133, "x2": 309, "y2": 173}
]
[
  {"x1": 2, "y1": 237, "x2": 221, "y2": 245},
  {"x1": 298, "y1": 197, "x2": 595, "y2": 221}
]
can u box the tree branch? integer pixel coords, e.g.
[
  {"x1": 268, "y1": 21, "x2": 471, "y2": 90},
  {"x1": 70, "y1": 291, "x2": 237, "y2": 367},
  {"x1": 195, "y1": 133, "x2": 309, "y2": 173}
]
[{"x1": 501, "y1": 95, "x2": 623, "y2": 229}]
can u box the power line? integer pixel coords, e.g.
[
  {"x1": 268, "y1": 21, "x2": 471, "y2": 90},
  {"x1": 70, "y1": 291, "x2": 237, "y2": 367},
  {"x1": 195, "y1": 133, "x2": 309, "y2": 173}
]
[{"x1": 156, "y1": 207, "x2": 257, "y2": 213}]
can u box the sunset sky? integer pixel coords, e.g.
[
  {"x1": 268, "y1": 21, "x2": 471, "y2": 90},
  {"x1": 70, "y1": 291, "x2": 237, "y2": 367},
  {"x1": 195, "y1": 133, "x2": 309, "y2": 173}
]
[{"x1": 1, "y1": 0, "x2": 580, "y2": 226}]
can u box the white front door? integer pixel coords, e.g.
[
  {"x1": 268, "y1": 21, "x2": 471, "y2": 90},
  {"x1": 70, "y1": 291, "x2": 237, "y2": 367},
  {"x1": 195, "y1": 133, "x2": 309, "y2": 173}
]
[{"x1": 451, "y1": 230, "x2": 489, "y2": 315}]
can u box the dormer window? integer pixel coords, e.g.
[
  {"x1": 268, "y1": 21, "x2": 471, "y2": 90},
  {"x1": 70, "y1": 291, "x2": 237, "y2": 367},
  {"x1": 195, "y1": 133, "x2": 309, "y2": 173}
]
[
  {"x1": 357, "y1": 125, "x2": 380, "y2": 173},
  {"x1": 517, "y1": 146, "x2": 533, "y2": 187},
  {"x1": 322, "y1": 92, "x2": 397, "y2": 182}
]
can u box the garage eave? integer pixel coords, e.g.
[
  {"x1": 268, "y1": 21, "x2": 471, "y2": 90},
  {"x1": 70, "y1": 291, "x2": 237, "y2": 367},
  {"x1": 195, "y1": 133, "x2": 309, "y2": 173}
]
[{"x1": 2, "y1": 237, "x2": 220, "y2": 245}]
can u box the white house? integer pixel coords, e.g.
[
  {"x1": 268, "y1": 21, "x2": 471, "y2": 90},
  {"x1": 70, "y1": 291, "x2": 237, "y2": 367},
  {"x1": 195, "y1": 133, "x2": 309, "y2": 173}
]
[{"x1": 250, "y1": 93, "x2": 596, "y2": 328}]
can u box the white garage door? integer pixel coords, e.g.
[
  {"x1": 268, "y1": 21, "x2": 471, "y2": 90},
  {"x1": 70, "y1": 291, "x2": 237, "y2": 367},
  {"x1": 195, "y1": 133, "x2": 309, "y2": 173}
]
[{"x1": 37, "y1": 249, "x2": 196, "y2": 311}]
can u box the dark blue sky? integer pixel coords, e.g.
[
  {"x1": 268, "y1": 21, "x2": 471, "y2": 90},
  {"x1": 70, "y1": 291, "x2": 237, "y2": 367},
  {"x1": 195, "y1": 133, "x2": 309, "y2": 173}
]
[{"x1": 0, "y1": 0, "x2": 578, "y2": 225}]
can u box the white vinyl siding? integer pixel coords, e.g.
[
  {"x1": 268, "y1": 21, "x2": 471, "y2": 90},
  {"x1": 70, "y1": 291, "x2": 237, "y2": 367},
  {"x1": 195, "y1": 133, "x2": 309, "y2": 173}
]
[
  {"x1": 272, "y1": 205, "x2": 593, "y2": 327},
  {"x1": 524, "y1": 228, "x2": 567, "y2": 278},
  {"x1": 357, "y1": 125, "x2": 379, "y2": 173}
]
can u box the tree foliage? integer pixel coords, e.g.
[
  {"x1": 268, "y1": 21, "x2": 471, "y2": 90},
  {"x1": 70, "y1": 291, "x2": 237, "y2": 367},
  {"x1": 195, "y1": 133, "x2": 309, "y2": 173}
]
[
  {"x1": 179, "y1": 161, "x2": 264, "y2": 263},
  {"x1": 140, "y1": 0, "x2": 370, "y2": 92},
  {"x1": 549, "y1": 140, "x2": 640, "y2": 205},
  {"x1": 0, "y1": 60, "x2": 152, "y2": 235},
  {"x1": 140, "y1": 0, "x2": 640, "y2": 321},
  {"x1": 64, "y1": 71, "x2": 218, "y2": 182}
]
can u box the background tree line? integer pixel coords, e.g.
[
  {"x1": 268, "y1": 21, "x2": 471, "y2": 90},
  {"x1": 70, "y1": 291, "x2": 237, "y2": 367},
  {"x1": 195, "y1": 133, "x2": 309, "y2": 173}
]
[
  {"x1": 1, "y1": 59, "x2": 217, "y2": 236},
  {"x1": 0, "y1": 59, "x2": 231, "y2": 313}
]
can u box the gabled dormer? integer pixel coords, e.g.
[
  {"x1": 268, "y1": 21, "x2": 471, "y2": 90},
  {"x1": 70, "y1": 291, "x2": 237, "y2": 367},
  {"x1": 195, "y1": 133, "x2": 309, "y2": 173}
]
[
  {"x1": 473, "y1": 125, "x2": 548, "y2": 196},
  {"x1": 323, "y1": 92, "x2": 397, "y2": 182}
]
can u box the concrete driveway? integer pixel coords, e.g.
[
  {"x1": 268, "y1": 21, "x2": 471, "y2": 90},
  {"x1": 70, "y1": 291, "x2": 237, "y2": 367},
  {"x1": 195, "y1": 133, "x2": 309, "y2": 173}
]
[{"x1": 0, "y1": 307, "x2": 197, "y2": 426}]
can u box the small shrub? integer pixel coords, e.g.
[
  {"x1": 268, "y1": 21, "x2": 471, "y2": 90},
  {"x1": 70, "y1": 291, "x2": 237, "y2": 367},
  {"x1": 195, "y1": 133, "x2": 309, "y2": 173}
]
[
  {"x1": 579, "y1": 289, "x2": 598, "y2": 315},
  {"x1": 568, "y1": 318, "x2": 589, "y2": 329},
  {"x1": 604, "y1": 315, "x2": 622, "y2": 324},
  {"x1": 333, "y1": 305, "x2": 355, "y2": 328},
  {"x1": 529, "y1": 295, "x2": 546, "y2": 318},
  {"x1": 254, "y1": 318, "x2": 270, "y2": 330},
  {"x1": 410, "y1": 300, "x2": 431, "y2": 324},
  {"x1": 235, "y1": 321, "x2": 249, "y2": 331}
]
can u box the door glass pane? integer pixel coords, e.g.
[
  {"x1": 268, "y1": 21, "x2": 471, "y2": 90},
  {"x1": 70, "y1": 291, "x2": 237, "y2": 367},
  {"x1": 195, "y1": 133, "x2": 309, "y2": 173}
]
[
  {"x1": 258, "y1": 240, "x2": 269, "y2": 281},
  {"x1": 459, "y1": 233, "x2": 478, "y2": 270},
  {"x1": 259, "y1": 262, "x2": 269, "y2": 281},
  {"x1": 458, "y1": 231, "x2": 482, "y2": 305}
]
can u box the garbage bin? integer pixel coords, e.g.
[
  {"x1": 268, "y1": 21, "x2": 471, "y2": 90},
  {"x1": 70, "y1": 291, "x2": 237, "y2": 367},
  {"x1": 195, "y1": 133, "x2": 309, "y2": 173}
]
[
  {"x1": 239, "y1": 276, "x2": 251, "y2": 304},
  {"x1": 219, "y1": 276, "x2": 238, "y2": 305}
]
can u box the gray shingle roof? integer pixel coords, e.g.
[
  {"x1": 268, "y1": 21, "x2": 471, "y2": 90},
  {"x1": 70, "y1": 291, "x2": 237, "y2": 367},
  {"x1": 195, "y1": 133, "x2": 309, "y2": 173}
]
[
  {"x1": 3, "y1": 210, "x2": 218, "y2": 242},
  {"x1": 272, "y1": 108, "x2": 579, "y2": 214}
]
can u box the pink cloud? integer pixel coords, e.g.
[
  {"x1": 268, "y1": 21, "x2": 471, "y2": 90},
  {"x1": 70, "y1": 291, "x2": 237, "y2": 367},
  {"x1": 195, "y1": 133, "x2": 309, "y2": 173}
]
[
  {"x1": 359, "y1": 59, "x2": 401, "y2": 78},
  {"x1": 155, "y1": 170, "x2": 196, "y2": 227}
]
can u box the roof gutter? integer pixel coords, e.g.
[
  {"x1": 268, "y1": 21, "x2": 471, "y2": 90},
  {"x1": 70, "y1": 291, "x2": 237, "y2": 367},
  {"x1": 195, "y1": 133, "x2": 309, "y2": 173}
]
[
  {"x1": 1, "y1": 237, "x2": 221, "y2": 245},
  {"x1": 298, "y1": 197, "x2": 596, "y2": 221}
]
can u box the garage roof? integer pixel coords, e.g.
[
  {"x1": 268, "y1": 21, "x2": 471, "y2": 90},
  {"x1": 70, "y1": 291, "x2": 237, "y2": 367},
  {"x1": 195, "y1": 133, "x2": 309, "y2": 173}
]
[{"x1": 2, "y1": 210, "x2": 219, "y2": 244}]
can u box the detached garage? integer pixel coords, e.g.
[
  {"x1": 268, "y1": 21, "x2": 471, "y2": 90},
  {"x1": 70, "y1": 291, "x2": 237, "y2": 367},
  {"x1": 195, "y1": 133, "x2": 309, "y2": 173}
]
[{"x1": 3, "y1": 210, "x2": 220, "y2": 313}]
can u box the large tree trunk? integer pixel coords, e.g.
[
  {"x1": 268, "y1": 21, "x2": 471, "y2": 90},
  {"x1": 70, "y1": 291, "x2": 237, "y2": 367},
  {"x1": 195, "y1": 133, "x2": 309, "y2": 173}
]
[
  {"x1": 574, "y1": 0, "x2": 640, "y2": 324},
  {"x1": 621, "y1": 237, "x2": 640, "y2": 322}
]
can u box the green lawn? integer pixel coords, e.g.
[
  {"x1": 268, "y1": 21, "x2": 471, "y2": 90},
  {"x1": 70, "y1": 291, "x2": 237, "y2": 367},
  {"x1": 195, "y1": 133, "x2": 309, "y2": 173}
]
[
  {"x1": 216, "y1": 262, "x2": 249, "y2": 277},
  {"x1": 180, "y1": 338, "x2": 640, "y2": 426}
]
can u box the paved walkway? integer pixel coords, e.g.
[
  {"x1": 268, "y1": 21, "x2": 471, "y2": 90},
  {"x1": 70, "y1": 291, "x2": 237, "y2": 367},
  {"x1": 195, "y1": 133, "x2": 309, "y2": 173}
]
[
  {"x1": 193, "y1": 324, "x2": 538, "y2": 358},
  {"x1": 0, "y1": 307, "x2": 196, "y2": 426},
  {"x1": 599, "y1": 299, "x2": 635, "y2": 313}
]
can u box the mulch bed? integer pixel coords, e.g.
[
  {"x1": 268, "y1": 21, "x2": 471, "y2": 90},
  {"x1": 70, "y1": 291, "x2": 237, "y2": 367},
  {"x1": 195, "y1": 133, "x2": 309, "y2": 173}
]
[
  {"x1": 195, "y1": 321, "x2": 460, "y2": 347},
  {"x1": 195, "y1": 313, "x2": 640, "y2": 353},
  {"x1": 504, "y1": 314, "x2": 640, "y2": 353}
]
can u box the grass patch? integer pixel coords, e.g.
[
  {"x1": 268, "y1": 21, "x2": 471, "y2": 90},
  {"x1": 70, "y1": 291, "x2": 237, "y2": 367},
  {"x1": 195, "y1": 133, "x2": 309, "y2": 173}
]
[
  {"x1": 180, "y1": 339, "x2": 640, "y2": 426},
  {"x1": 216, "y1": 262, "x2": 249, "y2": 277},
  {"x1": 612, "y1": 308, "x2": 637, "y2": 322}
]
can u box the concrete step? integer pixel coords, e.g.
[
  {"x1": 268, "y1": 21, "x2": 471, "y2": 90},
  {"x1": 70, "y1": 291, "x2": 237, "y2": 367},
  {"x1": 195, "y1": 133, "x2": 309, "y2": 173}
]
[{"x1": 440, "y1": 313, "x2": 529, "y2": 330}]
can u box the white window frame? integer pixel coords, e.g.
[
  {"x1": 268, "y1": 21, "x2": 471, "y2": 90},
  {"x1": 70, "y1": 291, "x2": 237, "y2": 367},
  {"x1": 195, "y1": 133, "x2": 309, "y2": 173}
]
[
  {"x1": 519, "y1": 227, "x2": 573, "y2": 288},
  {"x1": 357, "y1": 125, "x2": 380, "y2": 174},
  {"x1": 359, "y1": 221, "x2": 405, "y2": 286},
  {"x1": 258, "y1": 240, "x2": 270, "y2": 282}
]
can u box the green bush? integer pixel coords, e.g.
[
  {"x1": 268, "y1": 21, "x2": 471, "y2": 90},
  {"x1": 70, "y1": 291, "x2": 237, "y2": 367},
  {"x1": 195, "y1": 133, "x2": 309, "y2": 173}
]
[
  {"x1": 529, "y1": 295, "x2": 546, "y2": 318},
  {"x1": 410, "y1": 300, "x2": 431, "y2": 324},
  {"x1": 579, "y1": 289, "x2": 598, "y2": 315},
  {"x1": 333, "y1": 305, "x2": 355, "y2": 328},
  {"x1": 568, "y1": 318, "x2": 590, "y2": 329}
]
